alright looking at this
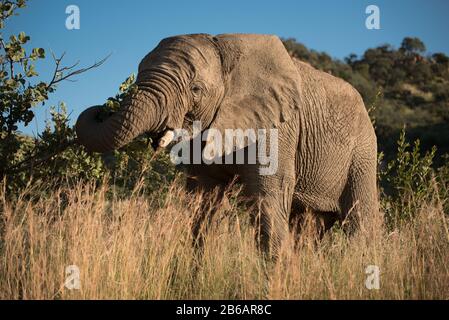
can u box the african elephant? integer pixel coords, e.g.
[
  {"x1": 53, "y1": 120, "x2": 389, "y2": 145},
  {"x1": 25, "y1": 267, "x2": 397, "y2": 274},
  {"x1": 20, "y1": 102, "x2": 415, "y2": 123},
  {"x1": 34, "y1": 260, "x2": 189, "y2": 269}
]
[{"x1": 76, "y1": 34, "x2": 378, "y2": 257}]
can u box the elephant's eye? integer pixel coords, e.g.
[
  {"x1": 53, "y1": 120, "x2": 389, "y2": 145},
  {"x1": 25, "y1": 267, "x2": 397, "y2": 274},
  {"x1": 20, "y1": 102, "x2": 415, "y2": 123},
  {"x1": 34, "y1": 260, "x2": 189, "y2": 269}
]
[{"x1": 191, "y1": 85, "x2": 202, "y2": 97}]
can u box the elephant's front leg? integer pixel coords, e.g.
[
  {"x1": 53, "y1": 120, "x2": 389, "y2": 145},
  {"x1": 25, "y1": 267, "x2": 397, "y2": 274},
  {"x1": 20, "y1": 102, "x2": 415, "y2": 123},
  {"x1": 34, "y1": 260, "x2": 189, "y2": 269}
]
[
  {"x1": 185, "y1": 165, "x2": 230, "y2": 250},
  {"x1": 241, "y1": 125, "x2": 298, "y2": 259},
  {"x1": 253, "y1": 175, "x2": 296, "y2": 258}
]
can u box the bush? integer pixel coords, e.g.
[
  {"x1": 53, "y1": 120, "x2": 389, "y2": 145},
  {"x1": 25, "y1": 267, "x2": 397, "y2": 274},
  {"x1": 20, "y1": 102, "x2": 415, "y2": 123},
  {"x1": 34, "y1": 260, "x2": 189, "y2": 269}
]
[
  {"x1": 0, "y1": 2, "x2": 176, "y2": 197},
  {"x1": 0, "y1": 1, "x2": 110, "y2": 193},
  {"x1": 379, "y1": 128, "x2": 446, "y2": 227}
]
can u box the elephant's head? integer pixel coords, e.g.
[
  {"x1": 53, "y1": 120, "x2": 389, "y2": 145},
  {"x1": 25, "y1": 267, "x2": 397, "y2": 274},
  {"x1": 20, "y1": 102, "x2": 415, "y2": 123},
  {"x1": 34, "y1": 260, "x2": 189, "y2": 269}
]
[{"x1": 75, "y1": 33, "x2": 301, "y2": 154}]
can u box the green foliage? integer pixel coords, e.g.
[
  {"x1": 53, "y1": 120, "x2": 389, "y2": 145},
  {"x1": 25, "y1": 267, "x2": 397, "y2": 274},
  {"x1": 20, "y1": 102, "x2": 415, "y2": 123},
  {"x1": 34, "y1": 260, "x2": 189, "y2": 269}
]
[
  {"x1": 39, "y1": 103, "x2": 105, "y2": 181},
  {"x1": 0, "y1": 14, "x2": 49, "y2": 173},
  {"x1": 401, "y1": 37, "x2": 426, "y2": 55},
  {"x1": 0, "y1": 0, "x2": 26, "y2": 29},
  {"x1": 436, "y1": 155, "x2": 449, "y2": 214},
  {"x1": 0, "y1": 1, "x2": 176, "y2": 197},
  {"x1": 0, "y1": 1, "x2": 106, "y2": 193},
  {"x1": 380, "y1": 128, "x2": 438, "y2": 226},
  {"x1": 101, "y1": 73, "x2": 137, "y2": 115}
]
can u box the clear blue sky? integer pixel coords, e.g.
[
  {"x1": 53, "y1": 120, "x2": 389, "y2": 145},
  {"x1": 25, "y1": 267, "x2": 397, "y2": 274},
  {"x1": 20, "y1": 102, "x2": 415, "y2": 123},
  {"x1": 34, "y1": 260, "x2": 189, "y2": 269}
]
[{"x1": 5, "y1": 0, "x2": 449, "y2": 135}]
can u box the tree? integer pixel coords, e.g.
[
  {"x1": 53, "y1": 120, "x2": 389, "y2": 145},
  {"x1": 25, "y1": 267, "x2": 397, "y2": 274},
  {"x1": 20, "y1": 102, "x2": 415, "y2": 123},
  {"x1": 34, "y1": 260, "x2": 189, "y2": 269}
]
[
  {"x1": 344, "y1": 53, "x2": 358, "y2": 66},
  {"x1": 0, "y1": 0, "x2": 107, "y2": 189},
  {"x1": 400, "y1": 37, "x2": 426, "y2": 55},
  {"x1": 432, "y1": 52, "x2": 449, "y2": 65}
]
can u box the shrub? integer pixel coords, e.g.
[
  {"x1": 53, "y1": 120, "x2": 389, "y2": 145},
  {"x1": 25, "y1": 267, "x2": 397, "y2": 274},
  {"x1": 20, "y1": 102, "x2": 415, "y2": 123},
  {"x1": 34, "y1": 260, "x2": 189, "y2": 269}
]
[
  {"x1": 0, "y1": 2, "x2": 176, "y2": 197},
  {"x1": 380, "y1": 128, "x2": 440, "y2": 227},
  {"x1": 0, "y1": 0, "x2": 108, "y2": 193}
]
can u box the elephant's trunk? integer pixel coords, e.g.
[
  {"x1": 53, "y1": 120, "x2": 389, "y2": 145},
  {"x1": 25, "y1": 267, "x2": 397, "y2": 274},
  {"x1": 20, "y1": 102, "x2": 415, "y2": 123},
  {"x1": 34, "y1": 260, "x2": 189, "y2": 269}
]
[{"x1": 75, "y1": 89, "x2": 166, "y2": 153}]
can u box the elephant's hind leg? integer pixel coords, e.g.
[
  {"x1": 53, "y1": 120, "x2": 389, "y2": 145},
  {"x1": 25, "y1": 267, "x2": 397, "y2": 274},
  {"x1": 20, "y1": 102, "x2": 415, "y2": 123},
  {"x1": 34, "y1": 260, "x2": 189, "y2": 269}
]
[{"x1": 340, "y1": 135, "x2": 378, "y2": 234}]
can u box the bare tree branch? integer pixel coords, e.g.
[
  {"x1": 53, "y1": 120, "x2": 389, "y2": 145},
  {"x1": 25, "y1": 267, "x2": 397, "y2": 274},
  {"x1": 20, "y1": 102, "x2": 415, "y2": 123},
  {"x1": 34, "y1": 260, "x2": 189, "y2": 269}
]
[{"x1": 46, "y1": 53, "x2": 111, "y2": 90}]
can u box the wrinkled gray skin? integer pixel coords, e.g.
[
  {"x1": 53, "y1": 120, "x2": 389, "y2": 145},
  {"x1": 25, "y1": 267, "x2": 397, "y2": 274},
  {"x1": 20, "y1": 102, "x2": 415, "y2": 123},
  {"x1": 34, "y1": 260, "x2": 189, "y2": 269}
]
[{"x1": 76, "y1": 34, "x2": 378, "y2": 258}]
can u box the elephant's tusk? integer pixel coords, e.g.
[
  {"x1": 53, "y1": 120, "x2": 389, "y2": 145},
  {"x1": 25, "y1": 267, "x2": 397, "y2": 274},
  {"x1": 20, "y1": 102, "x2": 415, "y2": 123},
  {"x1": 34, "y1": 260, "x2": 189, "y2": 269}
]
[
  {"x1": 158, "y1": 130, "x2": 175, "y2": 148},
  {"x1": 203, "y1": 139, "x2": 223, "y2": 161}
]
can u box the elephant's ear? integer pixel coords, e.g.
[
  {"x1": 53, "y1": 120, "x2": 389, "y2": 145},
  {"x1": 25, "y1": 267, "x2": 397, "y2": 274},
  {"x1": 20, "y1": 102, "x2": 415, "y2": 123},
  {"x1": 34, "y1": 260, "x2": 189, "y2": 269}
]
[{"x1": 207, "y1": 34, "x2": 301, "y2": 153}]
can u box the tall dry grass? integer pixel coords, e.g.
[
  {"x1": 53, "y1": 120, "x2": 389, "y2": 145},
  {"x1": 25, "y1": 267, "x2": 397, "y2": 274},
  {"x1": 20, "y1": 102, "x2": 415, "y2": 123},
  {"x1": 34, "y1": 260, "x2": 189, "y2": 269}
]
[{"x1": 0, "y1": 180, "x2": 448, "y2": 299}]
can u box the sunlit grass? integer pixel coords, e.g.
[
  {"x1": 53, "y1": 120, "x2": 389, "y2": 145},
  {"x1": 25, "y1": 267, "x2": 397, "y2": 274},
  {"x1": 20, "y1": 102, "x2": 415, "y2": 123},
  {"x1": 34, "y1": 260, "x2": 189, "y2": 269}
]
[{"x1": 0, "y1": 180, "x2": 448, "y2": 299}]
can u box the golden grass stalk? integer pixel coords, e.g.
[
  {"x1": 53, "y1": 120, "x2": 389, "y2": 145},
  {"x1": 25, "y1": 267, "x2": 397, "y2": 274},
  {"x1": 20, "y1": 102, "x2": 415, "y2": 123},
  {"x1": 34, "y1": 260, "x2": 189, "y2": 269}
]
[{"x1": 0, "y1": 181, "x2": 448, "y2": 299}]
